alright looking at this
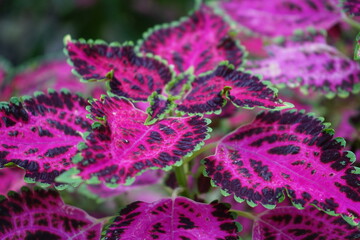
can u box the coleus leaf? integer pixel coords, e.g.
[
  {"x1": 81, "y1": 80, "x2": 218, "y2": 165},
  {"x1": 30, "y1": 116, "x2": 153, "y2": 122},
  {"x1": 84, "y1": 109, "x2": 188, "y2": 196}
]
[
  {"x1": 0, "y1": 168, "x2": 25, "y2": 195},
  {"x1": 145, "y1": 92, "x2": 176, "y2": 125},
  {"x1": 218, "y1": 0, "x2": 341, "y2": 37},
  {"x1": 75, "y1": 96, "x2": 210, "y2": 185},
  {"x1": 355, "y1": 32, "x2": 360, "y2": 61},
  {"x1": 11, "y1": 59, "x2": 105, "y2": 98},
  {"x1": 65, "y1": 37, "x2": 174, "y2": 101},
  {"x1": 253, "y1": 206, "x2": 360, "y2": 239},
  {"x1": 0, "y1": 187, "x2": 102, "y2": 240},
  {"x1": 104, "y1": 197, "x2": 240, "y2": 239},
  {"x1": 341, "y1": 0, "x2": 360, "y2": 17},
  {"x1": 176, "y1": 64, "x2": 292, "y2": 115},
  {"x1": 0, "y1": 90, "x2": 91, "y2": 186},
  {"x1": 138, "y1": 4, "x2": 245, "y2": 75},
  {"x1": 247, "y1": 30, "x2": 360, "y2": 97},
  {"x1": 203, "y1": 110, "x2": 360, "y2": 225}
]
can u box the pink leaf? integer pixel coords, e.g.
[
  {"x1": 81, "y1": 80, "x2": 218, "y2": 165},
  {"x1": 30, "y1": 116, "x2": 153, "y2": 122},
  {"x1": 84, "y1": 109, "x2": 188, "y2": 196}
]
[
  {"x1": 247, "y1": 30, "x2": 360, "y2": 97},
  {"x1": 341, "y1": 0, "x2": 360, "y2": 17},
  {"x1": 176, "y1": 64, "x2": 291, "y2": 115},
  {"x1": 0, "y1": 90, "x2": 91, "y2": 185},
  {"x1": 76, "y1": 96, "x2": 210, "y2": 185},
  {"x1": 219, "y1": 0, "x2": 341, "y2": 37},
  {"x1": 253, "y1": 206, "x2": 360, "y2": 239},
  {"x1": 11, "y1": 59, "x2": 105, "y2": 97},
  {"x1": 139, "y1": 4, "x2": 245, "y2": 75},
  {"x1": 0, "y1": 187, "x2": 102, "y2": 240},
  {"x1": 104, "y1": 197, "x2": 240, "y2": 239},
  {"x1": 65, "y1": 38, "x2": 174, "y2": 101},
  {"x1": 203, "y1": 110, "x2": 360, "y2": 225},
  {"x1": 0, "y1": 168, "x2": 25, "y2": 195},
  {"x1": 145, "y1": 92, "x2": 176, "y2": 125}
]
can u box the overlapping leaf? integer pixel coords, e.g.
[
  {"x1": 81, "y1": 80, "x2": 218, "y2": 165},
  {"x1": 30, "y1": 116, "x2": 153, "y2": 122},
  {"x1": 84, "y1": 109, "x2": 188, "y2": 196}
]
[
  {"x1": 176, "y1": 64, "x2": 291, "y2": 115},
  {"x1": 75, "y1": 96, "x2": 210, "y2": 185},
  {"x1": 0, "y1": 90, "x2": 91, "y2": 185},
  {"x1": 146, "y1": 92, "x2": 176, "y2": 125},
  {"x1": 341, "y1": 0, "x2": 360, "y2": 16},
  {"x1": 0, "y1": 168, "x2": 25, "y2": 195},
  {"x1": 218, "y1": 0, "x2": 341, "y2": 37},
  {"x1": 203, "y1": 110, "x2": 360, "y2": 225},
  {"x1": 253, "y1": 206, "x2": 360, "y2": 239},
  {"x1": 138, "y1": 4, "x2": 245, "y2": 75},
  {"x1": 11, "y1": 59, "x2": 105, "y2": 98},
  {"x1": 247, "y1": 31, "x2": 360, "y2": 97},
  {"x1": 0, "y1": 187, "x2": 102, "y2": 240},
  {"x1": 65, "y1": 37, "x2": 174, "y2": 101},
  {"x1": 104, "y1": 197, "x2": 240, "y2": 239}
]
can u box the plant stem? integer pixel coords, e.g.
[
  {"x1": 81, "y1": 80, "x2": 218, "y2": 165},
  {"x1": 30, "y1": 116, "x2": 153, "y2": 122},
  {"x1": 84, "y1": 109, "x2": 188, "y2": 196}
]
[
  {"x1": 183, "y1": 141, "x2": 218, "y2": 164},
  {"x1": 343, "y1": 14, "x2": 360, "y2": 30},
  {"x1": 230, "y1": 210, "x2": 257, "y2": 220},
  {"x1": 174, "y1": 164, "x2": 190, "y2": 197}
]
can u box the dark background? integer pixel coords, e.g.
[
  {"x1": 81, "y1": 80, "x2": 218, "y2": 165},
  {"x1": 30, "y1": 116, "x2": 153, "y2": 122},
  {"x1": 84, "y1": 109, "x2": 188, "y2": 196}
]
[{"x1": 0, "y1": 0, "x2": 193, "y2": 65}]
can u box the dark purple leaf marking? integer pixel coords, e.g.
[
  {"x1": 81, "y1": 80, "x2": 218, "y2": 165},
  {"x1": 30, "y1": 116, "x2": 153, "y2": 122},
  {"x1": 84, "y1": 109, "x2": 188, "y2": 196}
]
[
  {"x1": 139, "y1": 4, "x2": 245, "y2": 75},
  {"x1": 253, "y1": 206, "x2": 360, "y2": 240},
  {"x1": 0, "y1": 90, "x2": 91, "y2": 185},
  {"x1": 247, "y1": 30, "x2": 360, "y2": 97},
  {"x1": 104, "y1": 197, "x2": 240, "y2": 239},
  {"x1": 176, "y1": 64, "x2": 290, "y2": 115},
  {"x1": 219, "y1": 0, "x2": 341, "y2": 37},
  {"x1": 203, "y1": 110, "x2": 360, "y2": 225},
  {"x1": 341, "y1": 0, "x2": 360, "y2": 16},
  {"x1": 65, "y1": 38, "x2": 173, "y2": 101},
  {"x1": 77, "y1": 96, "x2": 210, "y2": 185},
  {"x1": 146, "y1": 92, "x2": 176, "y2": 125},
  {"x1": 0, "y1": 187, "x2": 102, "y2": 240}
]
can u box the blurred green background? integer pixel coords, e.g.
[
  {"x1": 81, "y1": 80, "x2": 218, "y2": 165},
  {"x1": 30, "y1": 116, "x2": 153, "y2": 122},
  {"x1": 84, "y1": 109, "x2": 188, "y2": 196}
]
[{"x1": 0, "y1": 0, "x2": 193, "y2": 65}]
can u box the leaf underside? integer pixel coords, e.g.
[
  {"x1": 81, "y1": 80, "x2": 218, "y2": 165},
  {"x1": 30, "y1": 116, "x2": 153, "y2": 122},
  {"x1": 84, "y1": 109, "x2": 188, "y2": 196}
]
[
  {"x1": 77, "y1": 96, "x2": 210, "y2": 185},
  {"x1": 219, "y1": 0, "x2": 341, "y2": 37},
  {"x1": 176, "y1": 64, "x2": 289, "y2": 115},
  {"x1": 139, "y1": 4, "x2": 245, "y2": 75},
  {"x1": 203, "y1": 110, "x2": 360, "y2": 225},
  {"x1": 0, "y1": 187, "x2": 102, "y2": 240},
  {"x1": 104, "y1": 197, "x2": 240, "y2": 240},
  {"x1": 0, "y1": 90, "x2": 91, "y2": 185},
  {"x1": 247, "y1": 31, "x2": 360, "y2": 96},
  {"x1": 66, "y1": 40, "x2": 173, "y2": 101},
  {"x1": 253, "y1": 206, "x2": 360, "y2": 240}
]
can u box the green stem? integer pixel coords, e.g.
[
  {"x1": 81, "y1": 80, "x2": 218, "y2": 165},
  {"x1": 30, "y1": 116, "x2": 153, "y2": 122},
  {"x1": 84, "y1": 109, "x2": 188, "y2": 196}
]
[
  {"x1": 343, "y1": 14, "x2": 360, "y2": 30},
  {"x1": 183, "y1": 141, "x2": 218, "y2": 164},
  {"x1": 97, "y1": 216, "x2": 115, "y2": 224},
  {"x1": 174, "y1": 164, "x2": 190, "y2": 197},
  {"x1": 230, "y1": 210, "x2": 257, "y2": 220}
]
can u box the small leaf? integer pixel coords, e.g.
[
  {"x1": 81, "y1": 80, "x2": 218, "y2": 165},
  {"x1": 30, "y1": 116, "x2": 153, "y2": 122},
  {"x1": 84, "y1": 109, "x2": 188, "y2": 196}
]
[
  {"x1": 104, "y1": 197, "x2": 240, "y2": 239},
  {"x1": 176, "y1": 64, "x2": 291, "y2": 115},
  {"x1": 341, "y1": 0, "x2": 360, "y2": 17},
  {"x1": 145, "y1": 92, "x2": 176, "y2": 125},
  {"x1": 218, "y1": 0, "x2": 341, "y2": 37},
  {"x1": 0, "y1": 187, "x2": 102, "y2": 240},
  {"x1": 203, "y1": 110, "x2": 360, "y2": 225},
  {"x1": 247, "y1": 30, "x2": 360, "y2": 97},
  {"x1": 65, "y1": 38, "x2": 174, "y2": 101},
  {"x1": 0, "y1": 90, "x2": 91, "y2": 185},
  {"x1": 355, "y1": 32, "x2": 360, "y2": 61},
  {"x1": 76, "y1": 96, "x2": 210, "y2": 185},
  {"x1": 138, "y1": 4, "x2": 245, "y2": 75},
  {"x1": 11, "y1": 59, "x2": 104, "y2": 97},
  {"x1": 0, "y1": 168, "x2": 25, "y2": 195},
  {"x1": 253, "y1": 206, "x2": 360, "y2": 239}
]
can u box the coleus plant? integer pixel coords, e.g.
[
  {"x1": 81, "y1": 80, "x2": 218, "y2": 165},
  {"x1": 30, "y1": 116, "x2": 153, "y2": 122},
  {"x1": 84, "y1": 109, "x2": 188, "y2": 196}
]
[{"x1": 0, "y1": 1, "x2": 360, "y2": 240}]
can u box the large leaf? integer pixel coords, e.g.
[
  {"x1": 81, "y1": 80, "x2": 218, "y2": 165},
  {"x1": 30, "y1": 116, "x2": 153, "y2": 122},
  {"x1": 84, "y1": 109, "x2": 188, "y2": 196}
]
[
  {"x1": 138, "y1": 4, "x2": 245, "y2": 75},
  {"x1": 104, "y1": 197, "x2": 240, "y2": 239},
  {"x1": 0, "y1": 187, "x2": 102, "y2": 240},
  {"x1": 0, "y1": 90, "x2": 91, "y2": 186},
  {"x1": 176, "y1": 64, "x2": 292, "y2": 115},
  {"x1": 203, "y1": 110, "x2": 360, "y2": 225},
  {"x1": 247, "y1": 30, "x2": 360, "y2": 97},
  {"x1": 65, "y1": 37, "x2": 174, "y2": 101},
  {"x1": 253, "y1": 206, "x2": 360, "y2": 239},
  {"x1": 75, "y1": 96, "x2": 210, "y2": 185},
  {"x1": 218, "y1": 0, "x2": 341, "y2": 37},
  {"x1": 11, "y1": 59, "x2": 105, "y2": 98}
]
